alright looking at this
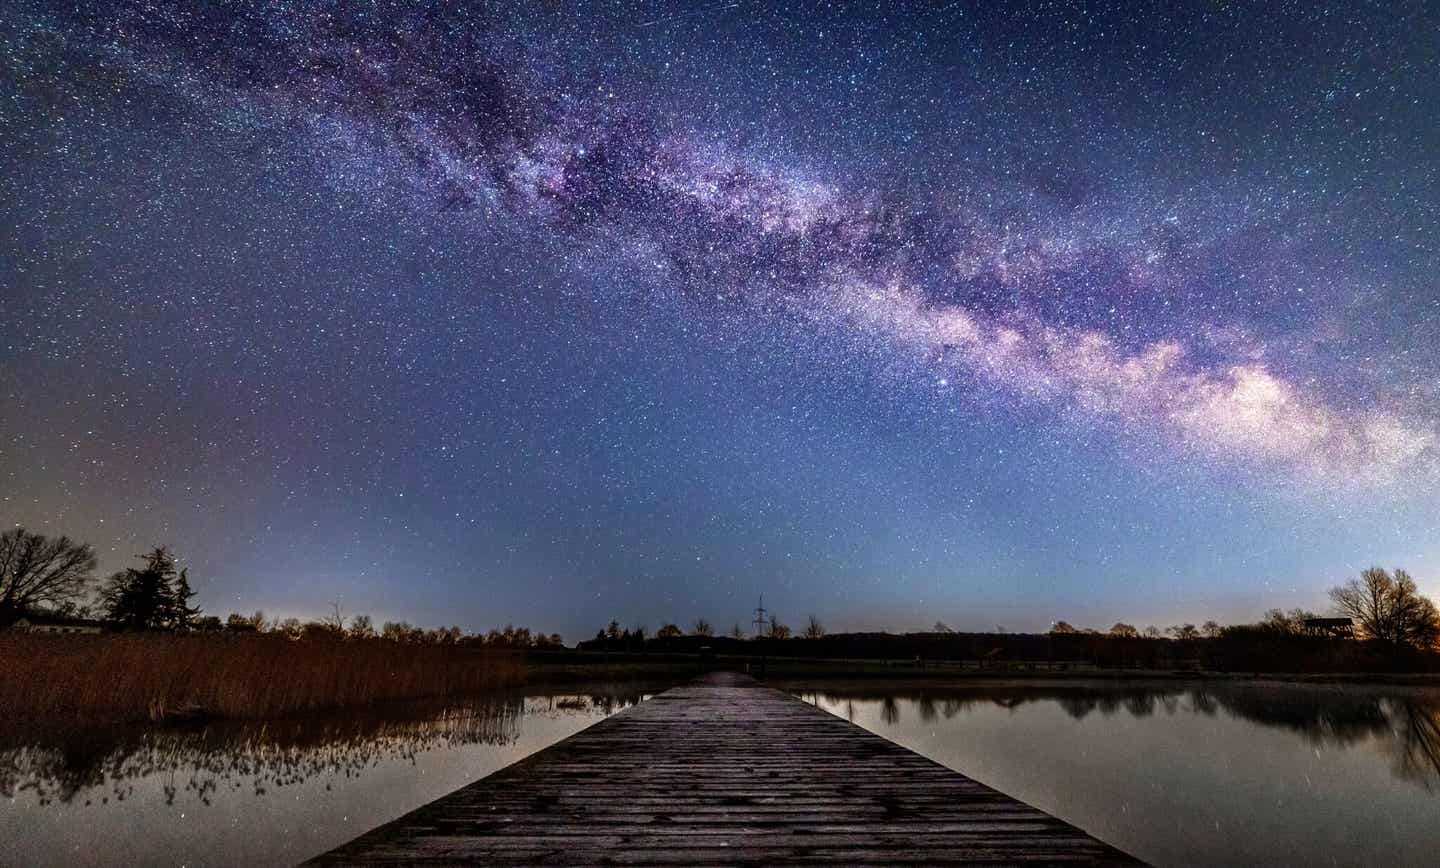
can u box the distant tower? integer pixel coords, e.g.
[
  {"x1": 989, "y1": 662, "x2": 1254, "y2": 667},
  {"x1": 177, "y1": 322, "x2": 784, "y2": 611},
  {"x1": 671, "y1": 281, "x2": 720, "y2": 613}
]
[{"x1": 753, "y1": 595, "x2": 768, "y2": 639}]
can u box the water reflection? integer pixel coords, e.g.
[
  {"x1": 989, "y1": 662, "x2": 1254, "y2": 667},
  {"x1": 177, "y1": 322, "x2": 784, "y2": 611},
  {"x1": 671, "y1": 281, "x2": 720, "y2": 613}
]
[
  {"x1": 1, "y1": 689, "x2": 653, "y2": 806},
  {"x1": 3, "y1": 685, "x2": 660, "y2": 867},
  {"x1": 785, "y1": 680, "x2": 1440, "y2": 867},
  {"x1": 789, "y1": 681, "x2": 1440, "y2": 791}
]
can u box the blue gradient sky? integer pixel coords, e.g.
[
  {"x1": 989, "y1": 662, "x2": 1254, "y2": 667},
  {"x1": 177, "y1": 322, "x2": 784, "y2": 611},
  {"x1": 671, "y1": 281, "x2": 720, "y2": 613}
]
[{"x1": 3, "y1": 1, "x2": 1437, "y2": 638}]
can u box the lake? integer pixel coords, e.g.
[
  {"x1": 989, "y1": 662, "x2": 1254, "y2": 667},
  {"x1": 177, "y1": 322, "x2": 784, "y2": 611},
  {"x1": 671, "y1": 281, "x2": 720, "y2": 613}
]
[
  {"x1": 788, "y1": 679, "x2": 1440, "y2": 867},
  {"x1": 5, "y1": 678, "x2": 1438, "y2": 866},
  {"x1": 1, "y1": 684, "x2": 662, "y2": 867}
]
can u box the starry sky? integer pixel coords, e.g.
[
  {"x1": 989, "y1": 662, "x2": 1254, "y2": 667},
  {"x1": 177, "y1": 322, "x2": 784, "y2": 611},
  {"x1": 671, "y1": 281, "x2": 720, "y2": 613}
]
[{"x1": 3, "y1": 1, "x2": 1438, "y2": 638}]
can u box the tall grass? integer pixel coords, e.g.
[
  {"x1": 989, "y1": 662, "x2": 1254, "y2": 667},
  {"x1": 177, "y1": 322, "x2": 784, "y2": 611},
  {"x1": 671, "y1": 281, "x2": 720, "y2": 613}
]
[{"x1": 0, "y1": 633, "x2": 525, "y2": 722}]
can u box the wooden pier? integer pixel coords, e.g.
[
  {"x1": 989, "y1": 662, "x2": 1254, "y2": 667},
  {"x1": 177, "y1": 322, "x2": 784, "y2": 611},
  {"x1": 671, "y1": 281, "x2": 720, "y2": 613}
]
[{"x1": 309, "y1": 672, "x2": 1142, "y2": 865}]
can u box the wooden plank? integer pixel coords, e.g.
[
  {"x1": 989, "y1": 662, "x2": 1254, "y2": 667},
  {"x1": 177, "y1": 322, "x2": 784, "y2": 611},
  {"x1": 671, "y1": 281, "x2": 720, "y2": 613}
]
[{"x1": 307, "y1": 672, "x2": 1144, "y2": 866}]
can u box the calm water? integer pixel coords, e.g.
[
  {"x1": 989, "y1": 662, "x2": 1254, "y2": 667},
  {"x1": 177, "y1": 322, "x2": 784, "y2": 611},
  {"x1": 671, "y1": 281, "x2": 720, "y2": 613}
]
[
  {"x1": 2, "y1": 685, "x2": 660, "y2": 867},
  {"x1": 7, "y1": 679, "x2": 1439, "y2": 867},
  {"x1": 789, "y1": 680, "x2": 1440, "y2": 867}
]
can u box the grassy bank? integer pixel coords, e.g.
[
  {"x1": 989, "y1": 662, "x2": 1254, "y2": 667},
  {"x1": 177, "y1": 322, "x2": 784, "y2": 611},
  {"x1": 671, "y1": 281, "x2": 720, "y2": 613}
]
[{"x1": 0, "y1": 633, "x2": 527, "y2": 723}]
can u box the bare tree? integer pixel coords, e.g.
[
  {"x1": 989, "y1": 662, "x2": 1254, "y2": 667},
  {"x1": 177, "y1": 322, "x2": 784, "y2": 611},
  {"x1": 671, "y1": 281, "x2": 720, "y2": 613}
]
[
  {"x1": 656, "y1": 623, "x2": 682, "y2": 639},
  {"x1": 1331, "y1": 567, "x2": 1440, "y2": 653},
  {"x1": 803, "y1": 614, "x2": 825, "y2": 640},
  {"x1": 1143, "y1": 625, "x2": 1162, "y2": 638},
  {"x1": 1258, "y1": 608, "x2": 1317, "y2": 636},
  {"x1": 1168, "y1": 624, "x2": 1200, "y2": 640},
  {"x1": 323, "y1": 598, "x2": 347, "y2": 634},
  {"x1": 691, "y1": 617, "x2": 713, "y2": 637},
  {"x1": 0, "y1": 528, "x2": 99, "y2": 622},
  {"x1": 1109, "y1": 623, "x2": 1139, "y2": 638},
  {"x1": 349, "y1": 613, "x2": 375, "y2": 639},
  {"x1": 1201, "y1": 620, "x2": 1223, "y2": 639},
  {"x1": 1050, "y1": 621, "x2": 1078, "y2": 635},
  {"x1": 768, "y1": 615, "x2": 791, "y2": 639},
  {"x1": 932, "y1": 621, "x2": 954, "y2": 634}
]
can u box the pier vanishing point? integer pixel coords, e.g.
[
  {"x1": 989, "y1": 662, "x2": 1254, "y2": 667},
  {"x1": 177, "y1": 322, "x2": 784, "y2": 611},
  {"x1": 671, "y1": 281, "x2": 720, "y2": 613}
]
[{"x1": 309, "y1": 672, "x2": 1143, "y2": 865}]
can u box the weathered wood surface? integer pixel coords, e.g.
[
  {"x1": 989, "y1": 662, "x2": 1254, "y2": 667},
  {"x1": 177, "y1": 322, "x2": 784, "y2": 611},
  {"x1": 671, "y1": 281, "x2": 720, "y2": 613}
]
[{"x1": 308, "y1": 672, "x2": 1142, "y2": 866}]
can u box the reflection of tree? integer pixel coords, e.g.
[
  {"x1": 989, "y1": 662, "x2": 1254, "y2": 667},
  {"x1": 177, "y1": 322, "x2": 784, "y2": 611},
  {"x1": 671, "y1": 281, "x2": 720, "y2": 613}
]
[
  {"x1": 0, "y1": 689, "x2": 651, "y2": 806},
  {"x1": 784, "y1": 680, "x2": 1440, "y2": 791},
  {"x1": 1123, "y1": 694, "x2": 1156, "y2": 718},
  {"x1": 1058, "y1": 696, "x2": 1098, "y2": 720},
  {"x1": 939, "y1": 698, "x2": 975, "y2": 719},
  {"x1": 1380, "y1": 699, "x2": 1440, "y2": 791},
  {"x1": 1189, "y1": 691, "x2": 1218, "y2": 717},
  {"x1": 1195, "y1": 686, "x2": 1388, "y2": 751}
]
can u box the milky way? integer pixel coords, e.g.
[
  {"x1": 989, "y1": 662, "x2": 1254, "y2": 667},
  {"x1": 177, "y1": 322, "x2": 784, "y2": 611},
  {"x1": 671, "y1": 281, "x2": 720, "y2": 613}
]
[
  {"x1": 4, "y1": 1, "x2": 1438, "y2": 630},
  {"x1": 14, "y1": 0, "x2": 1430, "y2": 485}
]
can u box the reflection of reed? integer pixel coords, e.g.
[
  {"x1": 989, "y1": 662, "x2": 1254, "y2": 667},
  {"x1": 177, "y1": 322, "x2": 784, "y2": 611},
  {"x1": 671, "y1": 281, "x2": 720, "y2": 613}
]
[
  {"x1": 0, "y1": 691, "x2": 650, "y2": 806},
  {"x1": 786, "y1": 682, "x2": 1440, "y2": 790},
  {"x1": 880, "y1": 696, "x2": 900, "y2": 726}
]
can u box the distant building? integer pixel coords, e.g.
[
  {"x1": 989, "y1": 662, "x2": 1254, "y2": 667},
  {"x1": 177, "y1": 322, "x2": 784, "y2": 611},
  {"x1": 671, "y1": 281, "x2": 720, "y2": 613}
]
[
  {"x1": 1303, "y1": 617, "x2": 1355, "y2": 639},
  {"x1": 11, "y1": 615, "x2": 106, "y2": 635}
]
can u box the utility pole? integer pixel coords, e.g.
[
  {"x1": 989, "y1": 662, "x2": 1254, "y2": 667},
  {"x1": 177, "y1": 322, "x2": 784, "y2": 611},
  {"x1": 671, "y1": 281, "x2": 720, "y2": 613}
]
[{"x1": 752, "y1": 595, "x2": 769, "y2": 678}]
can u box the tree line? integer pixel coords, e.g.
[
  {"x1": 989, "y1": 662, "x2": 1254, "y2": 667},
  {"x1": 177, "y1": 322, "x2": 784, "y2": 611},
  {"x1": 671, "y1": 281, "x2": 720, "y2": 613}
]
[
  {"x1": 7, "y1": 525, "x2": 1435, "y2": 662},
  {"x1": 1047, "y1": 567, "x2": 1439, "y2": 654},
  {"x1": 0, "y1": 527, "x2": 562, "y2": 647},
  {"x1": 584, "y1": 612, "x2": 829, "y2": 650},
  {"x1": 579, "y1": 568, "x2": 1440, "y2": 666}
]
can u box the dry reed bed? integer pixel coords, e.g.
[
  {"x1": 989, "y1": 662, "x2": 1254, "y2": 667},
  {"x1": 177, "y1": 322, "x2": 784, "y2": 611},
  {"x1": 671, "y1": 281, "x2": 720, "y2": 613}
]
[{"x1": 0, "y1": 633, "x2": 526, "y2": 722}]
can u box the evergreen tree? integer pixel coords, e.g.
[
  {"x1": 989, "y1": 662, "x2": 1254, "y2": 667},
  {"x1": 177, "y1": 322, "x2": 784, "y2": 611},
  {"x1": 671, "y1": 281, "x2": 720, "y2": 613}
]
[
  {"x1": 169, "y1": 567, "x2": 202, "y2": 630},
  {"x1": 101, "y1": 547, "x2": 191, "y2": 631}
]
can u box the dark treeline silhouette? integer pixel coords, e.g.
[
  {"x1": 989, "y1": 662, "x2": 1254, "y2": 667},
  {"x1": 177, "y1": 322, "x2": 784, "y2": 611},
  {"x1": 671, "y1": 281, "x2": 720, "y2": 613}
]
[
  {"x1": 1, "y1": 527, "x2": 563, "y2": 648},
  {"x1": 580, "y1": 568, "x2": 1440, "y2": 673},
  {"x1": 7, "y1": 525, "x2": 1438, "y2": 671},
  {"x1": 580, "y1": 623, "x2": 1440, "y2": 673},
  {"x1": 100, "y1": 547, "x2": 201, "y2": 631},
  {"x1": 221, "y1": 612, "x2": 565, "y2": 650}
]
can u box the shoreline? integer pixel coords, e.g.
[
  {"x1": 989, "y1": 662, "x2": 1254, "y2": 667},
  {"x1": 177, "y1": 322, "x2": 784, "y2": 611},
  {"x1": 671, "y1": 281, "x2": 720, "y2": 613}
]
[
  {"x1": 5, "y1": 638, "x2": 1438, "y2": 729},
  {"x1": 746, "y1": 664, "x2": 1440, "y2": 687}
]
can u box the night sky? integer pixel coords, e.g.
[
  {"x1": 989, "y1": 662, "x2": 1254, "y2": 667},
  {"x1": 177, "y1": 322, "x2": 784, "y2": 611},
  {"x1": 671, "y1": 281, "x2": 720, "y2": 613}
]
[{"x1": 3, "y1": 1, "x2": 1437, "y2": 638}]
